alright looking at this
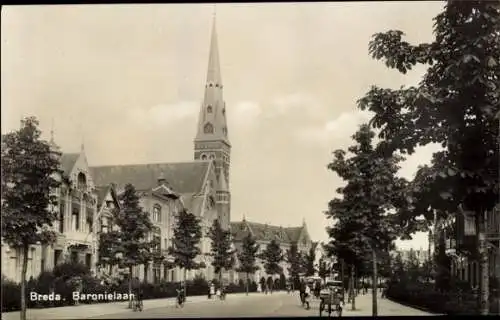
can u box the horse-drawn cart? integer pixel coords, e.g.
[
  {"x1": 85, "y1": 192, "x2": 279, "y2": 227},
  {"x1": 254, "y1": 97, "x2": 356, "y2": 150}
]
[{"x1": 319, "y1": 280, "x2": 343, "y2": 318}]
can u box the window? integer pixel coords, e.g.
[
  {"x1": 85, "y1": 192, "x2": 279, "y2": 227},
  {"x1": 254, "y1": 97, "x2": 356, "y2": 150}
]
[
  {"x1": 59, "y1": 200, "x2": 65, "y2": 233},
  {"x1": 101, "y1": 217, "x2": 108, "y2": 233},
  {"x1": 209, "y1": 154, "x2": 215, "y2": 160},
  {"x1": 207, "y1": 106, "x2": 213, "y2": 113},
  {"x1": 85, "y1": 254, "x2": 91, "y2": 267},
  {"x1": 222, "y1": 108, "x2": 226, "y2": 116},
  {"x1": 201, "y1": 154, "x2": 207, "y2": 160},
  {"x1": 72, "y1": 207, "x2": 80, "y2": 231},
  {"x1": 106, "y1": 200, "x2": 113, "y2": 209},
  {"x1": 164, "y1": 238, "x2": 168, "y2": 250},
  {"x1": 222, "y1": 127, "x2": 227, "y2": 136},
  {"x1": 54, "y1": 250, "x2": 62, "y2": 266},
  {"x1": 77, "y1": 172, "x2": 87, "y2": 190},
  {"x1": 204, "y1": 123, "x2": 214, "y2": 134},
  {"x1": 70, "y1": 251, "x2": 78, "y2": 264},
  {"x1": 153, "y1": 205, "x2": 161, "y2": 223}
]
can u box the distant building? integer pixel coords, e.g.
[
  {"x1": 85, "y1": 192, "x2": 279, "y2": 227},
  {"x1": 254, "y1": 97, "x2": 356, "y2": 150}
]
[
  {"x1": 230, "y1": 218, "x2": 312, "y2": 283},
  {"x1": 393, "y1": 248, "x2": 430, "y2": 266}
]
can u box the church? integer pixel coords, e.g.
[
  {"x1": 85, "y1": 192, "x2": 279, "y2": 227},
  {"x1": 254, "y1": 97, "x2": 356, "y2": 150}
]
[{"x1": 2, "y1": 14, "x2": 311, "y2": 285}]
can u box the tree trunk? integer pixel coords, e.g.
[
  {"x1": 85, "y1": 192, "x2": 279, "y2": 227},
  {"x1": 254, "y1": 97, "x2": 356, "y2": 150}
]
[
  {"x1": 245, "y1": 273, "x2": 249, "y2": 295},
  {"x1": 20, "y1": 244, "x2": 29, "y2": 320},
  {"x1": 478, "y1": 212, "x2": 489, "y2": 315},
  {"x1": 372, "y1": 249, "x2": 378, "y2": 317},
  {"x1": 350, "y1": 265, "x2": 356, "y2": 310},
  {"x1": 184, "y1": 268, "x2": 188, "y2": 298},
  {"x1": 128, "y1": 266, "x2": 133, "y2": 309}
]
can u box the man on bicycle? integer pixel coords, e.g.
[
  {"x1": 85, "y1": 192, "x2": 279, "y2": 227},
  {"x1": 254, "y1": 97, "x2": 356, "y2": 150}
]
[
  {"x1": 134, "y1": 277, "x2": 143, "y2": 311},
  {"x1": 176, "y1": 282, "x2": 185, "y2": 307}
]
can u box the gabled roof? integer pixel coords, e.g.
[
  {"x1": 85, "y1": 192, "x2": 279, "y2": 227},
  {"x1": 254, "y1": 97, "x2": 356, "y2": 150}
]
[
  {"x1": 89, "y1": 161, "x2": 210, "y2": 194},
  {"x1": 59, "y1": 153, "x2": 79, "y2": 176},
  {"x1": 94, "y1": 184, "x2": 120, "y2": 211},
  {"x1": 230, "y1": 220, "x2": 306, "y2": 244}
]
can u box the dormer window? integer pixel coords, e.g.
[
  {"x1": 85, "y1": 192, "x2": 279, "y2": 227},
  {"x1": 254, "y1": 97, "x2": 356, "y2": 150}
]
[{"x1": 207, "y1": 106, "x2": 213, "y2": 113}]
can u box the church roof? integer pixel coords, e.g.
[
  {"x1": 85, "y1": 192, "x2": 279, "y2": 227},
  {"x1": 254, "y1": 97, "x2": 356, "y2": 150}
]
[
  {"x1": 89, "y1": 161, "x2": 210, "y2": 194},
  {"x1": 60, "y1": 153, "x2": 79, "y2": 176},
  {"x1": 230, "y1": 220, "x2": 305, "y2": 244}
]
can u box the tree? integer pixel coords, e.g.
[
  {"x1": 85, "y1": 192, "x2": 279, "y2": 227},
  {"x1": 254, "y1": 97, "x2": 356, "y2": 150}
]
[
  {"x1": 260, "y1": 240, "x2": 284, "y2": 292},
  {"x1": 1, "y1": 117, "x2": 62, "y2": 320},
  {"x1": 97, "y1": 230, "x2": 121, "y2": 275},
  {"x1": 236, "y1": 233, "x2": 260, "y2": 295},
  {"x1": 286, "y1": 242, "x2": 303, "y2": 289},
  {"x1": 112, "y1": 184, "x2": 153, "y2": 306},
  {"x1": 358, "y1": 1, "x2": 499, "y2": 314},
  {"x1": 325, "y1": 124, "x2": 407, "y2": 315},
  {"x1": 208, "y1": 219, "x2": 235, "y2": 285},
  {"x1": 318, "y1": 257, "x2": 330, "y2": 281},
  {"x1": 169, "y1": 208, "x2": 202, "y2": 295},
  {"x1": 304, "y1": 247, "x2": 316, "y2": 276}
]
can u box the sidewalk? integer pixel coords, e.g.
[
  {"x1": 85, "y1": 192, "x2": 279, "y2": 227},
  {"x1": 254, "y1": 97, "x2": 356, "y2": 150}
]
[
  {"x1": 341, "y1": 291, "x2": 437, "y2": 316},
  {"x1": 1, "y1": 292, "x2": 264, "y2": 320}
]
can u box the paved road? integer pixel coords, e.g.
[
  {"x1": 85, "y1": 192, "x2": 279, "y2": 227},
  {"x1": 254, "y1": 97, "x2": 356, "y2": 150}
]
[
  {"x1": 89, "y1": 291, "x2": 436, "y2": 318},
  {"x1": 2, "y1": 291, "x2": 436, "y2": 319}
]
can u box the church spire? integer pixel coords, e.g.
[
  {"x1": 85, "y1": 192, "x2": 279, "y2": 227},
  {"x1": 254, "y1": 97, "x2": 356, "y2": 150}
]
[{"x1": 195, "y1": 12, "x2": 230, "y2": 145}]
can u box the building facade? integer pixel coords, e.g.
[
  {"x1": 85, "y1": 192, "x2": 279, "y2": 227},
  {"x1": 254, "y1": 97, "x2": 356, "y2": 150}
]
[
  {"x1": 230, "y1": 219, "x2": 313, "y2": 283},
  {"x1": 2, "y1": 145, "x2": 99, "y2": 282},
  {"x1": 2, "y1": 15, "x2": 232, "y2": 284}
]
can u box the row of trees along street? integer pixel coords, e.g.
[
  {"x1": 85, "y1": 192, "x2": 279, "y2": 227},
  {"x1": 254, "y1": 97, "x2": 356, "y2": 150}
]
[
  {"x1": 325, "y1": 0, "x2": 499, "y2": 316},
  {"x1": 1, "y1": 117, "x2": 326, "y2": 320}
]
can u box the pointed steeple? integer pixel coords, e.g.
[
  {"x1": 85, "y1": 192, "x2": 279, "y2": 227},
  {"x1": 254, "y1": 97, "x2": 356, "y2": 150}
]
[
  {"x1": 195, "y1": 12, "x2": 230, "y2": 145},
  {"x1": 48, "y1": 118, "x2": 60, "y2": 152}
]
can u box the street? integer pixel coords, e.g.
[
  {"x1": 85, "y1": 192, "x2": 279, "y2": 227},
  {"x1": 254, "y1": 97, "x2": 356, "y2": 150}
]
[
  {"x1": 1, "y1": 291, "x2": 437, "y2": 320},
  {"x1": 89, "y1": 292, "x2": 435, "y2": 318}
]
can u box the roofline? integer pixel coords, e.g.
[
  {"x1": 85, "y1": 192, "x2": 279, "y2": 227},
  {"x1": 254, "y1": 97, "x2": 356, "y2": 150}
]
[{"x1": 89, "y1": 161, "x2": 211, "y2": 169}]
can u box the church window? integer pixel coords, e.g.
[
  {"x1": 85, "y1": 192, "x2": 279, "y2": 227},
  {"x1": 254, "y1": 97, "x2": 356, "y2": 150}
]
[
  {"x1": 204, "y1": 123, "x2": 214, "y2": 134},
  {"x1": 152, "y1": 205, "x2": 161, "y2": 223},
  {"x1": 207, "y1": 106, "x2": 213, "y2": 113},
  {"x1": 201, "y1": 154, "x2": 207, "y2": 160}
]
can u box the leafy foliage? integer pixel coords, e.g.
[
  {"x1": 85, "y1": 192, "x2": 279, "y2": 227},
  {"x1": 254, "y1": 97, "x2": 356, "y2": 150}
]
[
  {"x1": 236, "y1": 233, "x2": 260, "y2": 275},
  {"x1": 1, "y1": 117, "x2": 63, "y2": 320},
  {"x1": 286, "y1": 242, "x2": 303, "y2": 281},
  {"x1": 1, "y1": 116, "x2": 62, "y2": 248},
  {"x1": 358, "y1": 1, "x2": 500, "y2": 222},
  {"x1": 304, "y1": 247, "x2": 316, "y2": 276},
  {"x1": 318, "y1": 257, "x2": 329, "y2": 280},
  {"x1": 168, "y1": 208, "x2": 203, "y2": 272},
  {"x1": 208, "y1": 219, "x2": 235, "y2": 280},
  {"x1": 113, "y1": 184, "x2": 154, "y2": 268},
  {"x1": 325, "y1": 125, "x2": 405, "y2": 266},
  {"x1": 260, "y1": 240, "x2": 284, "y2": 276}
]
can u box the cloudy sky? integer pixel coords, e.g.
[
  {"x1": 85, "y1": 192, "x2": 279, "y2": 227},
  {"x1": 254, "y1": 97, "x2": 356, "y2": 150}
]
[{"x1": 2, "y1": 2, "x2": 445, "y2": 249}]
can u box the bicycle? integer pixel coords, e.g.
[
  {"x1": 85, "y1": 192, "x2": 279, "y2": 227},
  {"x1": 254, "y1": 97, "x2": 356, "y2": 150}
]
[
  {"x1": 176, "y1": 289, "x2": 185, "y2": 308},
  {"x1": 133, "y1": 295, "x2": 143, "y2": 312}
]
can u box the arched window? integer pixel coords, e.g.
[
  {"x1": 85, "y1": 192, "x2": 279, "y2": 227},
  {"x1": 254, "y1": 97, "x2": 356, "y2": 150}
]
[
  {"x1": 207, "y1": 106, "x2": 213, "y2": 113},
  {"x1": 204, "y1": 123, "x2": 214, "y2": 134},
  {"x1": 201, "y1": 154, "x2": 207, "y2": 160},
  {"x1": 153, "y1": 205, "x2": 161, "y2": 223},
  {"x1": 77, "y1": 172, "x2": 87, "y2": 190},
  {"x1": 209, "y1": 154, "x2": 215, "y2": 160}
]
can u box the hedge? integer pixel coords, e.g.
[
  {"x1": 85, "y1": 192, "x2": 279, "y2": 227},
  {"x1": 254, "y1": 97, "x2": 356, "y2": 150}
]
[
  {"x1": 385, "y1": 280, "x2": 496, "y2": 315},
  {"x1": 1, "y1": 262, "x2": 268, "y2": 313}
]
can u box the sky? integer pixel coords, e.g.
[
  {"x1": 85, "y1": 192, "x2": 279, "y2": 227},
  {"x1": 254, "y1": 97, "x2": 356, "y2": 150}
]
[{"x1": 1, "y1": 2, "x2": 445, "y2": 249}]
